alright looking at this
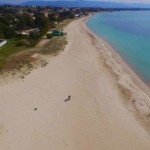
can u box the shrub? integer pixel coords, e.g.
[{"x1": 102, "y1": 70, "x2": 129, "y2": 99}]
[
  {"x1": 46, "y1": 33, "x2": 53, "y2": 39},
  {"x1": 27, "y1": 39, "x2": 38, "y2": 47},
  {"x1": 16, "y1": 39, "x2": 27, "y2": 46},
  {"x1": 0, "y1": 33, "x2": 5, "y2": 39},
  {"x1": 29, "y1": 32, "x2": 41, "y2": 40}
]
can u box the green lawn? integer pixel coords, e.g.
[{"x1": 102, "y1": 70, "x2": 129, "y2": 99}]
[
  {"x1": 0, "y1": 19, "x2": 72, "y2": 71},
  {"x1": 0, "y1": 39, "x2": 27, "y2": 69}
]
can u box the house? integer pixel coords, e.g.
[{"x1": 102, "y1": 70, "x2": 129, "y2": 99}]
[
  {"x1": 40, "y1": 10, "x2": 49, "y2": 18},
  {"x1": 74, "y1": 14, "x2": 79, "y2": 18},
  {"x1": 17, "y1": 28, "x2": 40, "y2": 37},
  {"x1": 0, "y1": 39, "x2": 7, "y2": 47}
]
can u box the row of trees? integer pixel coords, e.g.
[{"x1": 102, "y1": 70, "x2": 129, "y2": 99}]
[
  {"x1": 0, "y1": 6, "x2": 88, "y2": 40},
  {"x1": 0, "y1": 13, "x2": 55, "y2": 39},
  {"x1": 0, "y1": 11, "x2": 76, "y2": 39}
]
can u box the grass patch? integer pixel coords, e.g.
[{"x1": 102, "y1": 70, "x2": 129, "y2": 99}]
[
  {"x1": 0, "y1": 39, "x2": 27, "y2": 69},
  {"x1": 0, "y1": 19, "x2": 72, "y2": 73},
  {"x1": 56, "y1": 19, "x2": 74, "y2": 30},
  {"x1": 3, "y1": 53, "x2": 34, "y2": 71},
  {"x1": 2, "y1": 36, "x2": 67, "y2": 72},
  {"x1": 0, "y1": 39, "x2": 26, "y2": 55},
  {"x1": 39, "y1": 37, "x2": 67, "y2": 55}
]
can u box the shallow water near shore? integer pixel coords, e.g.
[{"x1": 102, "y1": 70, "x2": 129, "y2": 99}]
[{"x1": 87, "y1": 11, "x2": 150, "y2": 84}]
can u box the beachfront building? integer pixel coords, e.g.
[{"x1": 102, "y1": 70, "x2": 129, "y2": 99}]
[
  {"x1": 0, "y1": 39, "x2": 7, "y2": 47},
  {"x1": 52, "y1": 30, "x2": 64, "y2": 36},
  {"x1": 17, "y1": 28, "x2": 40, "y2": 37}
]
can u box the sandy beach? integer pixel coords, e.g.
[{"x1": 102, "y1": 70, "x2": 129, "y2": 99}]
[{"x1": 1, "y1": 16, "x2": 150, "y2": 149}]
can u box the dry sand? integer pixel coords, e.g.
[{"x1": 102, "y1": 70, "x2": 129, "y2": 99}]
[{"x1": 0, "y1": 17, "x2": 150, "y2": 150}]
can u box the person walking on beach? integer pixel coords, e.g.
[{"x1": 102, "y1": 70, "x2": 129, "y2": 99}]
[{"x1": 64, "y1": 95, "x2": 71, "y2": 102}]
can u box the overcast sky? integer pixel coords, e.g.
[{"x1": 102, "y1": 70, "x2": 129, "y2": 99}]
[{"x1": 1, "y1": 0, "x2": 150, "y2": 4}]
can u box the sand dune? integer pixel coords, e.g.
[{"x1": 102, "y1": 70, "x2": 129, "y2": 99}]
[{"x1": 0, "y1": 17, "x2": 150, "y2": 149}]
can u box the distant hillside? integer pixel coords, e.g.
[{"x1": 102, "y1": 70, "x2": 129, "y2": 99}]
[
  {"x1": 1, "y1": 0, "x2": 150, "y2": 8},
  {"x1": 19, "y1": 1, "x2": 150, "y2": 8},
  {"x1": 0, "y1": 2, "x2": 9, "y2": 5}
]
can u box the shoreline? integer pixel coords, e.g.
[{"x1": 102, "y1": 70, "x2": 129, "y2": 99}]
[
  {"x1": 85, "y1": 14, "x2": 150, "y2": 92},
  {"x1": 86, "y1": 14, "x2": 150, "y2": 88},
  {"x1": 83, "y1": 15, "x2": 150, "y2": 118},
  {"x1": 1, "y1": 16, "x2": 150, "y2": 149},
  {"x1": 87, "y1": 26, "x2": 150, "y2": 87}
]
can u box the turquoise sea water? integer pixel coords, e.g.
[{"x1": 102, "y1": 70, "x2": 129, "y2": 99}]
[{"x1": 87, "y1": 11, "x2": 150, "y2": 84}]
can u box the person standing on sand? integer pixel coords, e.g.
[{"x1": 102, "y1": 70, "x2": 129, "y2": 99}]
[{"x1": 68, "y1": 95, "x2": 71, "y2": 100}]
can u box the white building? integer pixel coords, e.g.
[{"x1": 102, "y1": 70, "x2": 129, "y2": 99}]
[{"x1": 0, "y1": 39, "x2": 6, "y2": 47}]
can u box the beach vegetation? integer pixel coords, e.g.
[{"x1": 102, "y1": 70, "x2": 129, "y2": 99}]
[
  {"x1": 35, "y1": 15, "x2": 50, "y2": 36},
  {"x1": 0, "y1": 39, "x2": 27, "y2": 69},
  {"x1": 46, "y1": 33, "x2": 53, "y2": 39},
  {"x1": 0, "y1": 5, "x2": 87, "y2": 72}
]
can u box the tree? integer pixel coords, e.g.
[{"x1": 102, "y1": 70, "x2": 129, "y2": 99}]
[
  {"x1": 0, "y1": 33, "x2": 5, "y2": 39},
  {"x1": 0, "y1": 16, "x2": 9, "y2": 25},
  {"x1": 3, "y1": 26, "x2": 16, "y2": 38},
  {"x1": 0, "y1": 22, "x2": 5, "y2": 38},
  {"x1": 49, "y1": 21, "x2": 56, "y2": 28},
  {"x1": 16, "y1": 15, "x2": 26, "y2": 30},
  {"x1": 23, "y1": 14, "x2": 34, "y2": 28},
  {"x1": 29, "y1": 32, "x2": 40, "y2": 40},
  {"x1": 16, "y1": 39, "x2": 27, "y2": 46},
  {"x1": 0, "y1": 18, "x2": 16, "y2": 39},
  {"x1": 49, "y1": 13, "x2": 59, "y2": 22},
  {"x1": 46, "y1": 33, "x2": 53, "y2": 39},
  {"x1": 35, "y1": 15, "x2": 49, "y2": 36}
]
